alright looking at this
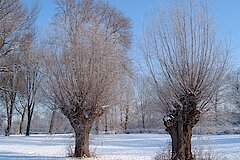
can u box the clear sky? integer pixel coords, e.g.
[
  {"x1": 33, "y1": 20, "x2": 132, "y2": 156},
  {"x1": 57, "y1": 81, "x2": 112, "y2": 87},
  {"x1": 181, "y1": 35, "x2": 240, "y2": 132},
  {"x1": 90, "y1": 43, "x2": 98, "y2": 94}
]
[{"x1": 22, "y1": 0, "x2": 240, "y2": 68}]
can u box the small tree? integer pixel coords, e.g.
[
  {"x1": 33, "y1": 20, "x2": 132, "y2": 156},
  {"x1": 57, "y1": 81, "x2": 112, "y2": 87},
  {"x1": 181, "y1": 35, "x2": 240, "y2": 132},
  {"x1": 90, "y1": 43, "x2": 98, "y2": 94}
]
[
  {"x1": 44, "y1": 0, "x2": 131, "y2": 158},
  {"x1": 141, "y1": 1, "x2": 229, "y2": 159},
  {"x1": 23, "y1": 48, "x2": 42, "y2": 136},
  {"x1": 15, "y1": 94, "x2": 27, "y2": 134}
]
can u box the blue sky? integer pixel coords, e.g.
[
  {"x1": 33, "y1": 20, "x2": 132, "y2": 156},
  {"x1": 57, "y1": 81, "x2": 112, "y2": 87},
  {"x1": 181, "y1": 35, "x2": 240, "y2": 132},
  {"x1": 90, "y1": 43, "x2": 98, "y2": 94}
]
[{"x1": 22, "y1": 0, "x2": 240, "y2": 68}]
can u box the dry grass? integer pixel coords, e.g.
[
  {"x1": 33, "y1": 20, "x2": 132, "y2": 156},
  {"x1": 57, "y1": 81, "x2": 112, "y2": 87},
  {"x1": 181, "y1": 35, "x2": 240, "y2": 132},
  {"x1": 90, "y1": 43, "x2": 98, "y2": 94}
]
[{"x1": 155, "y1": 143, "x2": 228, "y2": 160}]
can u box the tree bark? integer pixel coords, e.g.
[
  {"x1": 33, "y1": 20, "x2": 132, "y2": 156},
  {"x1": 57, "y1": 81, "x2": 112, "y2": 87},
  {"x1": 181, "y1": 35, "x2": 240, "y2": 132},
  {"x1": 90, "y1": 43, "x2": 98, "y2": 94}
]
[
  {"x1": 18, "y1": 107, "x2": 26, "y2": 135},
  {"x1": 26, "y1": 115, "x2": 32, "y2": 136},
  {"x1": 124, "y1": 105, "x2": 129, "y2": 130},
  {"x1": 5, "y1": 114, "x2": 12, "y2": 136},
  {"x1": 5, "y1": 91, "x2": 15, "y2": 136},
  {"x1": 184, "y1": 124, "x2": 193, "y2": 160},
  {"x1": 168, "y1": 122, "x2": 178, "y2": 159},
  {"x1": 165, "y1": 110, "x2": 185, "y2": 160},
  {"x1": 142, "y1": 113, "x2": 145, "y2": 129},
  {"x1": 26, "y1": 104, "x2": 34, "y2": 136},
  {"x1": 163, "y1": 96, "x2": 199, "y2": 160},
  {"x1": 177, "y1": 110, "x2": 185, "y2": 160},
  {"x1": 74, "y1": 125, "x2": 92, "y2": 158},
  {"x1": 104, "y1": 113, "x2": 108, "y2": 133}
]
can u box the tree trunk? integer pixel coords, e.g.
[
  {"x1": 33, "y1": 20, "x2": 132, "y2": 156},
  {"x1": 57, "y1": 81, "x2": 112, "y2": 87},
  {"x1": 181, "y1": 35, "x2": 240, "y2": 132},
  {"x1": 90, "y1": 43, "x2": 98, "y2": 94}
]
[
  {"x1": 74, "y1": 125, "x2": 92, "y2": 158},
  {"x1": 19, "y1": 108, "x2": 26, "y2": 135},
  {"x1": 49, "y1": 109, "x2": 56, "y2": 135},
  {"x1": 141, "y1": 112, "x2": 145, "y2": 129},
  {"x1": 124, "y1": 105, "x2": 129, "y2": 130},
  {"x1": 26, "y1": 107, "x2": 33, "y2": 136},
  {"x1": 141, "y1": 104, "x2": 146, "y2": 129},
  {"x1": 26, "y1": 116, "x2": 31, "y2": 136},
  {"x1": 166, "y1": 110, "x2": 185, "y2": 160},
  {"x1": 104, "y1": 113, "x2": 108, "y2": 133},
  {"x1": 120, "y1": 109, "x2": 123, "y2": 129},
  {"x1": 5, "y1": 92, "x2": 14, "y2": 136},
  {"x1": 184, "y1": 124, "x2": 193, "y2": 160},
  {"x1": 26, "y1": 102, "x2": 35, "y2": 136},
  {"x1": 163, "y1": 94, "x2": 199, "y2": 160},
  {"x1": 168, "y1": 123, "x2": 178, "y2": 159},
  {"x1": 165, "y1": 119, "x2": 197, "y2": 160},
  {"x1": 5, "y1": 115, "x2": 12, "y2": 136},
  {"x1": 164, "y1": 111, "x2": 196, "y2": 160},
  {"x1": 169, "y1": 123, "x2": 193, "y2": 160},
  {"x1": 177, "y1": 110, "x2": 185, "y2": 160}
]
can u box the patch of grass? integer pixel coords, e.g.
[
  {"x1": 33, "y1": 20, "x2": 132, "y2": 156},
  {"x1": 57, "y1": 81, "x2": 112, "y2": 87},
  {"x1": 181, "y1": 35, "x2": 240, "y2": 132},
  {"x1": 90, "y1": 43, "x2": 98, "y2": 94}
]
[{"x1": 155, "y1": 143, "x2": 228, "y2": 160}]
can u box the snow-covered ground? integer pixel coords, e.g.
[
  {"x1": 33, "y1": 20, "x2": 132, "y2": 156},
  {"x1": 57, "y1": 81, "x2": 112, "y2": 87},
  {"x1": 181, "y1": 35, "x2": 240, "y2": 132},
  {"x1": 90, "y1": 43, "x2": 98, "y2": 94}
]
[{"x1": 0, "y1": 133, "x2": 239, "y2": 160}]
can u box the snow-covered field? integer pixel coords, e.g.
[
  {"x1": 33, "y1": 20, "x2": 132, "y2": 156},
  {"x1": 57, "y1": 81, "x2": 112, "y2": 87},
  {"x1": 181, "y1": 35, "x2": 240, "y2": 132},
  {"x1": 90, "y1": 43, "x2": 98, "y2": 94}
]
[{"x1": 0, "y1": 133, "x2": 239, "y2": 160}]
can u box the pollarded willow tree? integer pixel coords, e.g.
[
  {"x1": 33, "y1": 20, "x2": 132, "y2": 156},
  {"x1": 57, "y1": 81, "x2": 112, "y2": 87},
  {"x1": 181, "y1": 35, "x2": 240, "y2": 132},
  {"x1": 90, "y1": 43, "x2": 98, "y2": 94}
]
[
  {"x1": 141, "y1": 1, "x2": 229, "y2": 160},
  {"x1": 44, "y1": 0, "x2": 131, "y2": 158}
]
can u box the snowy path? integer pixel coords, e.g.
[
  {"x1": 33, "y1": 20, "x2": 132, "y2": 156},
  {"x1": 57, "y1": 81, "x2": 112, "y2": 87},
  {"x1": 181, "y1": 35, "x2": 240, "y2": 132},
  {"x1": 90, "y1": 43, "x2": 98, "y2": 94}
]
[{"x1": 0, "y1": 134, "x2": 239, "y2": 160}]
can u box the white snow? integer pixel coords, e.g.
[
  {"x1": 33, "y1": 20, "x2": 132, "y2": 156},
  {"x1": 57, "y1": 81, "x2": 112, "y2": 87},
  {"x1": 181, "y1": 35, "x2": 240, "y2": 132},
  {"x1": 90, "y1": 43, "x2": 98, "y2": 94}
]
[{"x1": 0, "y1": 134, "x2": 239, "y2": 160}]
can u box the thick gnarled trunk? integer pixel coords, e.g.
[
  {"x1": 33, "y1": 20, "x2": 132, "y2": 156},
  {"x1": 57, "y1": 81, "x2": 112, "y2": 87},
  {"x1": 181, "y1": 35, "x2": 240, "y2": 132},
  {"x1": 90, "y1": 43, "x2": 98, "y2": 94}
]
[
  {"x1": 163, "y1": 94, "x2": 200, "y2": 160},
  {"x1": 165, "y1": 116, "x2": 194, "y2": 160},
  {"x1": 65, "y1": 107, "x2": 103, "y2": 158},
  {"x1": 68, "y1": 114, "x2": 97, "y2": 158},
  {"x1": 165, "y1": 110, "x2": 186, "y2": 160},
  {"x1": 74, "y1": 125, "x2": 92, "y2": 158}
]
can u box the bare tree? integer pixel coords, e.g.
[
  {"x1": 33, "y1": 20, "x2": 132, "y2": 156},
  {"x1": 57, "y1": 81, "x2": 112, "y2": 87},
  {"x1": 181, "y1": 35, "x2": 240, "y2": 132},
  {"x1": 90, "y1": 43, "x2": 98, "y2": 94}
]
[
  {"x1": 21, "y1": 47, "x2": 43, "y2": 136},
  {"x1": 133, "y1": 75, "x2": 163, "y2": 130},
  {"x1": 0, "y1": 45, "x2": 37, "y2": 137},
  {"x1": 14, "y1": 69, "x2": 28, "y2": 135},
  {"x1": 98, "y1": 80, "x2": 133, "y2": 133},
  {"x1": 109, "y1": 78, "x2": 133, "y2": 132},
  {"x1": 228, "y1": 69, "x2": 240, "y2": 110},
  {"x1": 0, "y1": 54, "x2": 19, "y2": 136},
  {"x1": 0, "y1": 0, "x2": 38, "y2": 135},
  {"x1": 44, "y1": 0, "x2": 131, "y2": 158},
  {"x1": 0, "y1": 0, "x2": 38, "y2": 59},
  {"x1": 15, "y1": 95, "x2": 27, "y2": 134},
  {"x1": 226, "y1": 69, "x2": 240, "y2": 125},
  {"x1": 135, "y1": 76, "x2": 150, "y2": 129},
  {"x1": 141, "y1": 1, "x2": 229, "y2": 159}
]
